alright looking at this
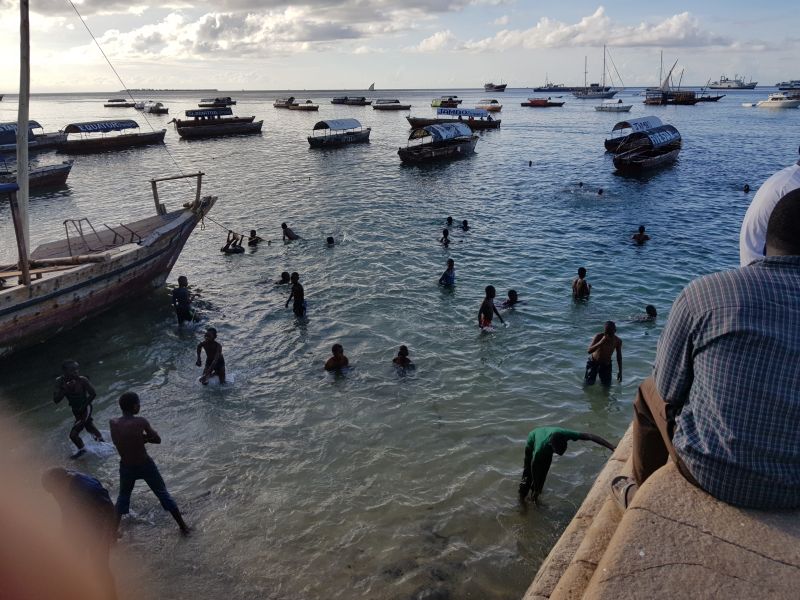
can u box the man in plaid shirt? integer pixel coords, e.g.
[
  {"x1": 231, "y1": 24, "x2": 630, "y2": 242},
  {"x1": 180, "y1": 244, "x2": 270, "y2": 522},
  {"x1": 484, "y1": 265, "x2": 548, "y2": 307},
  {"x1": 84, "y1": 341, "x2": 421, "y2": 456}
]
[{"x1": 612, "y1": 189, "x2": 800, "y2": 509}]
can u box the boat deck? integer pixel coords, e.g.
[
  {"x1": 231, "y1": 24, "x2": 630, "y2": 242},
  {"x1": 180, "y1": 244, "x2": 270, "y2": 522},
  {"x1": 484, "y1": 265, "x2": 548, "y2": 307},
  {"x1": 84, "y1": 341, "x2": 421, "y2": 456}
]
[{"x1": 31, "y1": 212, "x2": 180, "y2": 260}]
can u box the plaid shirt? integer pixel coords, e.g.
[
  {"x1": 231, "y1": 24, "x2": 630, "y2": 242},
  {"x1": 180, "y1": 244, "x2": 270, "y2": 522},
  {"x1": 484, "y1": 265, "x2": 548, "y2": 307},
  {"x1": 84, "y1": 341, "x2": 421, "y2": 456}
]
[{"x1": 654, "y1": 256, "x2": 800, "y2": 508}]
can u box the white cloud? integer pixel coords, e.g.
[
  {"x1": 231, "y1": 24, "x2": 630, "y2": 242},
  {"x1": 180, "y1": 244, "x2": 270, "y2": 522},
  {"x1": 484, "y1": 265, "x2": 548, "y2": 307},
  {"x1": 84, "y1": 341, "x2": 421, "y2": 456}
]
[
  {"x1": 492, "y1": 15, "x2": 509, "y2": 27},
  {"x1": 408, "y1": 30, "x2": 456, "y2": 53}
]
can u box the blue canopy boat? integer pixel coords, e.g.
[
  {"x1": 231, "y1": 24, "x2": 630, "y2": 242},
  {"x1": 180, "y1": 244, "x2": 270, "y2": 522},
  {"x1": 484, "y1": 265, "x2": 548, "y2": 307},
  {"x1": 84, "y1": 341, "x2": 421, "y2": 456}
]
[
  {"x1": 398, "y1": 122, "x2": 478, "y2": 164},
  {"x1": 307, "y1": 119, "x2": 371, "y2": 148},
  {"x1": 406, "y1": 107, "x2": 500, "y2": 130},
  {"x1": 604, "y1": 116, "x2": 663, "y2": 152},
  {"x1": 612, "y1": 124, "x2": 682, "y2": 173},
  {"x1": 0, "y1": 120, "x2": 66, "y2": 153},
  {"x1": 172, "y1": 108, "x2": 262, "y2": 138},
  {"x1": 60, "y1": 119, "x2": 165, "y2": 153}
]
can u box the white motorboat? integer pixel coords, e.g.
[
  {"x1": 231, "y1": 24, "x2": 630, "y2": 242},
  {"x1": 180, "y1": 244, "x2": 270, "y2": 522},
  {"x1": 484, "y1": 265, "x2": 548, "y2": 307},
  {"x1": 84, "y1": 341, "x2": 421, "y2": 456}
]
[
  {"x1": 756, "y1": 92, "x2": 800, "y2": 109},
  {"x1": 595, "y1": 99, "x2": 632, "y2": 112}
]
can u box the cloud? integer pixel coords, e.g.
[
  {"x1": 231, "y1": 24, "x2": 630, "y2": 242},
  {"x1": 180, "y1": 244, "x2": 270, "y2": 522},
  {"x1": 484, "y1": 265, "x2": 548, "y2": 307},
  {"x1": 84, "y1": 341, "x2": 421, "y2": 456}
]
[
  {"x1": 408, "y1": 30, "x2": 457, "y2": 53},
  {"x1": 492, "y1": 15, "x2": 509, "y2": 27},
  {"x1": 463, "y1": 7, "x2": 732, "y2": 51}
]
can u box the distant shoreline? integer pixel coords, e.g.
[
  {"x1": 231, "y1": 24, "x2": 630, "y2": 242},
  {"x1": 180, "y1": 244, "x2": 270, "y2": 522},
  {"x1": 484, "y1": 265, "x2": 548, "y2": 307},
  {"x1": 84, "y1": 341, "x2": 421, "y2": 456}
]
[{"x1": 120, "y1": 89, "x2": 219, "y2": 92}]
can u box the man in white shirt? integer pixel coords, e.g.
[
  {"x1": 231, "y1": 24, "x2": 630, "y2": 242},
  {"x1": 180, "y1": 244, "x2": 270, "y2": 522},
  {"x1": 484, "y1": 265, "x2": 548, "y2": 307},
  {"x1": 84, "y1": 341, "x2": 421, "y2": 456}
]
[{"x1": 740, "y1": 148, "x2": 800, "y2": 266}]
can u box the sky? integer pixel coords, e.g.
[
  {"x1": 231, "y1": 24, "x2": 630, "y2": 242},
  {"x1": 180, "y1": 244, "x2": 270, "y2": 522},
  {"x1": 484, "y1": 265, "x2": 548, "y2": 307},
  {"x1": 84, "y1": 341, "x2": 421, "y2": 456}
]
[{"x1": 0, "y1": 0, "x2": 797, "y2": 92}]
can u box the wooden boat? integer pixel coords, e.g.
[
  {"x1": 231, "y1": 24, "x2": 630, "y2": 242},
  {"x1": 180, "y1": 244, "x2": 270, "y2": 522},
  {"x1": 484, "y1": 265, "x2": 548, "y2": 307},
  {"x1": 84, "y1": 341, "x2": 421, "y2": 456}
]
[
  {"x1": 406, "y1": 108, "x2": 500, "y2": 130},
  {"x1": 373, "y1": 99, "x2": 411, "y2": 110},
  {"x1": 612, "y1": 125, "x2": 682, "y2": 173},
  {"x1": 643, "y1": 58, "x2": 698, "y2": 105},
  {"x1": 398, "y1": 123, "x2": 477, "y2": 164},
  {"x1": 0, "y1": 120, "x2": 66, "y2": 153},
  {"x1": 696, "y1": 93, "x2": 725, "y2": 102},
  {"x1": 60, "y1": 120, "x2": 166, "y2": 153},
  {"x1": 143, "y1": 101, "x2": 168, "y2": 114},
  {"x1": 172, "y1": 108, "x2": 262, "y2": 138},
  {"x1": 307, "y1": 119, "x2": 370, "y2": 148},
  {"x1": 104, "y1": 98, "x2": 136, "y2": 108},
  {"x1": 476, "y1": 99, "x2": 502, "y2": 112},
  {"x1": 521, "y1": 97, "x2": 564, "y2": 107},
  {"x1": 0, "y1": 160, "x2": 73, "y2": 189},
  {"x1": 274, "y1": 96, "x2": 298, "y2": 108},
  {"x1": 345, "y1": 96, "x2": 371, "y2": 106},
  {"x1": 198, "y1": 96, "x2": 236, "y2": 107},
  {"x1": 289, "y1": 100, "x2": 319, "y2": 111},
  {"x1": 595, "y1": 99, "x2": 632, "y2": 112},
  {"x1": 604, "y1": 116, "x2": 662, "y2": 152},
  {"x1": 483, "y1": 82, "x2": 507, "y2": 92},
  {"x1": 331, "y1": 96, "x2": 348, "y2": 104},
  {"x1": 431, "y1": 96, "x2": 462, "y2": 108}
]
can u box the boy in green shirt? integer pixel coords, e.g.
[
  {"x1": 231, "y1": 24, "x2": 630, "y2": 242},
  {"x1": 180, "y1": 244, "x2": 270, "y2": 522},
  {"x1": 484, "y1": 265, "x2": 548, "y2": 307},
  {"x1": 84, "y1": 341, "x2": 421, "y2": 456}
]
[{"x1": 519, "y1": 427, "x2": 615, "y2": 504}]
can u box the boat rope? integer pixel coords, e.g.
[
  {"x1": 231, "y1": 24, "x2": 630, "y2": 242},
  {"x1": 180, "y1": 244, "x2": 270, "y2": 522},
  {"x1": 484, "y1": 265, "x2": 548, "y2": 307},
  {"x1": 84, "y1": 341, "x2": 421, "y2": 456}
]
[
  {"x1": 605, "y1": 50, "x2": 626, "y2": 90},
  {"x1": 65, "y1": 0, "x2": 191, "y2": 188}
]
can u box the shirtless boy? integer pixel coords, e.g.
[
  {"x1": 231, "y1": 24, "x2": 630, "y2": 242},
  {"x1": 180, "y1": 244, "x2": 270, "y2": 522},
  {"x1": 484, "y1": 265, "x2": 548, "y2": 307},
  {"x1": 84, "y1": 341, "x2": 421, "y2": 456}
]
[
  {"x1": 196, "y1": 327, "x2": 225, "y2": 384},
  {"x1": 572, "y1": 267, "x2": 591, "y2": 299},
  {"x1": 171, "y1": 275, "x2": 193, "y2": 325},
  {"x1": 281, "y1": 222, "x2": 300, "y2": 241},
  {"x1": 439, "y1": 229, "x2": 450, "y2": 247},
  {"x1": 478, "y1": 285, "x2": 505, "y2": 329},
  {"x1": 109, "y1": 392, "x2": 189, "y2": 535},
  {"x1": 285, "y1": 272, "x2": 306, "y2": 317},
  {"x1": 585, "y1": 321, "x2": 622, "y2": 385},
  {"x1": 325, "y1": 344, "x2": 349, "y2": 372},
  {"x1": 632, "y1": 225, "x2": 650, "y2": 245},
  {"x1": 54, "y1": 360, "x2": 103, "y2": 458},
  {"x1": 392, "y1": 345, "x2": 414, "y2": 370}
]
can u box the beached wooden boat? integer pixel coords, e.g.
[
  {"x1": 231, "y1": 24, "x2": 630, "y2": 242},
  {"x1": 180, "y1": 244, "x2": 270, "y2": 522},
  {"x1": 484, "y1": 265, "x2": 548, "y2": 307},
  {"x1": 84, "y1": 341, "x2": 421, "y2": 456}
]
[
  {"x1": 521, "y1": 98, "x2": 564, "y2": 107},
  {"x1": 198, "y1": 96, "x2": 236, "y2": 107},
  {"x1": 612, "y1": 125, "x2": 682, "y2": 173},
  {"x1": 373, "y1": 99, "x2": 411, "y2": 110},
  {"x1": 172, "y1": 108, "x2": 262, "y2": 138},
  {"x1": 289, "y1": 100, "x2": 319, "y2": 111},
  {"x1": 604, "y1": 116, "x2": 663, "y2": 152},
  {"x1": 406, "y1": 108, "x2": 500, "y2": 130},
  {"x1": 0, "y1": 160, "x2": 73, "y2": 189},
  {"x1": 308, "y1": 119, "x2": 370, "y2": 148},
  {"x1": 398, "y1": 123, "x2": 477, "y2": 164},
  {"x1": 345, "y1": 97, "x2": 372, "y2": 106},
  {"x1": 274, "y1": 97, "x2": 297, "y2": 108},
  {"x1": 104, "y1": 98, "x2": 136, "y2": 108},
  {"x1": 60, "y1": 120, "x2": 166, "y2": 153},
  {"x1": 0, "y1": 120, "x2": 66, "y2": 153}
]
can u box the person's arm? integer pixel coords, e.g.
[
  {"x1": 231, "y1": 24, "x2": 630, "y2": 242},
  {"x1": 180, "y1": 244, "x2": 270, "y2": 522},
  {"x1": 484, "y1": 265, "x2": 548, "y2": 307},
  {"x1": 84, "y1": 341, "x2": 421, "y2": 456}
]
[
  {"x1": 285, "y1": 289, "x2": 294, "y2": 307},
  {"x1": 587, "y1": 333, "x2": 605, "y2": 354},
  {"x1": 196, "y1": 343, "x2": 203, "y2": 366},
  {"x1": 171, "y1": 290, "x2": 177, "y2": 308},
  {"x1": 53, "y1": 377, "x2": 65, "y2": 404},
  {"x1": 579, "y1": 432, "x2": 616, "y2": 452},
  {"x1": 82, "y1": 377, "x2": 97, "y2": 402},
  {"x1": 324, "y1": 358, "x2": 334, "y2": 371},
  {"x1": 615, "y1": 339, "x2": 623, "y2": 382},
  {"x1": 653, "y1": 290, "x2": 696, "y2": 410},
  {"x1": 141, "y1": 419, "x2": 161, "y2": 445},
  {"x1": 438, "y1": 270, "x2": 446, "y2": 285},
  {"x1": 492, "y1": 304, "x2": 505, "y2": 324}
]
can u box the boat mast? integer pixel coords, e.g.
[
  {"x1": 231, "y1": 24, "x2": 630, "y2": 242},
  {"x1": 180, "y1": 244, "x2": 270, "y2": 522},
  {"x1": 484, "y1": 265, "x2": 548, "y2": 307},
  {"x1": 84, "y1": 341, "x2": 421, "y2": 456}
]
[
  {"x1": 602, "y1": 45, "x2": 606, "y2": 90},
  {"x1": 12, "y1": 0, "x2": 31, "y2": 285},
  {"x1": 584, "y1": 56, "x2": 588, "y2": 91}
]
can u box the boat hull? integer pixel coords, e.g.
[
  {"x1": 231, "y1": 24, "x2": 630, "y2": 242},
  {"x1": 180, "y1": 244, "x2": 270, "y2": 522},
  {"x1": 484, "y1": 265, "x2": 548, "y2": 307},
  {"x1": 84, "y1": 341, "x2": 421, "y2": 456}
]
[
  {"x1": 60, "y1": 130, "x2": 166, "y2": 153},
  {"x1": 595, "y1": 105, "x2": 632, "y2": 112},
  {"x1": 613, "y1": 147, "x2": 680, "y2": 173},
  {"x1": 307, "y1": 128, "x2": 371, "y2": 148},
  {"x1": 756, "y1": 99, "x2": 800, "y2": 109},
  {"x1": 176, "y1": 121, "x2": 263, "y2": 138},
  {"x1": 373, "y1": 104, "x2": 411, "y2": 110},
  {"x1": 0, "y1": 132, "x2": 67, "y2": 154},
  {"x1": 573, "y1": 90, "x2": 617, "y2": 99},
  {"x1": 1, "y1": 162, "x2": 73, "y2": 189},
  {"x1": 398, "y1": 137, "x2": 478, "y2": 164},
  {"x1": 0, "y1": 198, "x2": 215, "y2": 357},
  {"x1": 406, "y1": 117, "x2": 500, "y2": 130},
  {"x1": 483, "y1": 84, "x2": 507, "y2": 92}
]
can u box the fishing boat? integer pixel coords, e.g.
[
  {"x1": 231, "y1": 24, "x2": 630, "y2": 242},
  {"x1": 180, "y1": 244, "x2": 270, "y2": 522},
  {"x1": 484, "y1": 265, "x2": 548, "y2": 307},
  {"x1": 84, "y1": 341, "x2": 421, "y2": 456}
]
[
  {"x1": 756, "y1": 92, "x2": 800, "y2": 109},
  {"x1": 573, "y1": 49, "x2": 617, "y2": 99},
  {"x1": 172, "y1": 108, "x2": 263, "y2": 138},
  {"x1": 198, "y1": 96, "x2": 236, "y2": 107},
  {"x1": 1, "y1": 1, "x2": 216, "y2": 358},
  {"x1": 476, "y1": 99, "x2": 502, "y2": 112},
  {"x1": 595, "y1": 99, "x2": 632, "y2": 112},
  {"x1": 696, "y1": 87, "x2": 725, "y2": 102},
  {"x1": 344, "y1": 97, "x2": 372, "y2": 106},
  {"x1": 708, "y1": 75, "x2": 757, "y2": 90},
  {"x1": 274, "y1": 97, "x2": 298, "y2": 108},
  {"x1": 289, "y1": 100, "x2": 319, "y2": 111},
  {"x1": 604, "y1": 116, "x2": 663, "y2": 152},
  {"x1": 431, "y1": 96, "x2": 462, "y2": 108},
  {"x1": 373, "y1": 99, "x2": 411, "y2": 111},
  {"x1": 406, "y1": 108, "x2": 500, "y2": 130},
  {"x1": 520, "y1": 97, "x2": 564, "y2": 107},
  {"x1": 104, "y1": 98, "x2": 136, "y2": 108},
  {"x1": 0, "y1": 120, "x2": 66, "y2": 153},
  {"x1": 307, "y1": 119, "x2": 370, "y2": 148},
  {"x1": 612, "y1": 125, "x2": 682, "y2": 173},
  {"x1": 483, "y1": 82, "x2": 507, "y2": 92},
  {"x1": 644, "y1": 58, "x2": 698, "y2": 105},
  {"x1": 776, "y1": 80, "x2": 800, "y2": 91},
  {"x1": 0, "y1": 160, "x2": 73, "y2": 189},
  {"x1": 60, "y1": 120, "x2": 166, "y2": 153},
  {"x1": 331, "y1": 96, "x2": 348, "y2": 104},
  {"x1": 398, "y1": 123, "x2": 477, "y2": 165},
  {"x1": 143, "y1": 101, "x2": 168, "y2": 115}
]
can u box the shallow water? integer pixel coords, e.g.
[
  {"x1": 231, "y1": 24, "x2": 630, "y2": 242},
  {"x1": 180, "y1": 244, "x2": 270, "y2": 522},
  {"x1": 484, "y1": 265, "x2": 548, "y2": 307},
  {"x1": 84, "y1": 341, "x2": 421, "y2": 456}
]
[{"x1": 1, "y1": 88, "x2": 797, "y2": 599}]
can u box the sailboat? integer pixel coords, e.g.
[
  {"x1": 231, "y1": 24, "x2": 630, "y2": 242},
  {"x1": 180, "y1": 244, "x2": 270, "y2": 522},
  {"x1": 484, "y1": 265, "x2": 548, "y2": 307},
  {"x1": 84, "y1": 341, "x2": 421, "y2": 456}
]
[
  {"x1": 573, "y1": 47, "x2": 617, "y2": 99},
  {"x1": 368, "y1": 82, "x2": 375, "y2": 91},
  {"x1": 644, "y1": 53, "x2": 698, "y2": 106},
  {"x1": 0, "y1": 0, "x2": 216, "y2": 358}
]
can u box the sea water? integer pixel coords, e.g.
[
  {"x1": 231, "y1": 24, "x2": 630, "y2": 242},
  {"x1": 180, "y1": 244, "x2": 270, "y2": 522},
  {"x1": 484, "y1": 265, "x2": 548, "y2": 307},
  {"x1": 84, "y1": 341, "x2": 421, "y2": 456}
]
[{"x1": 0, "y1": 89, "x2": 797, "y2": 599}]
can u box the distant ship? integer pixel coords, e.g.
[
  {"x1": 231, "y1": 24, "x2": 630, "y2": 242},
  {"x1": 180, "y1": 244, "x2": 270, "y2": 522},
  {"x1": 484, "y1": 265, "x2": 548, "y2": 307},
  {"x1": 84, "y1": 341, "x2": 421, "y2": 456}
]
[
  {"x1": 776, "y1": 80, "x2": 800, "y2": 91},
  {"x1": 484, "y1": 82, "x2": 507, "y2": 92},
  {"x1": 708, "y1": 75, "x2": 757, "y2": 89}
]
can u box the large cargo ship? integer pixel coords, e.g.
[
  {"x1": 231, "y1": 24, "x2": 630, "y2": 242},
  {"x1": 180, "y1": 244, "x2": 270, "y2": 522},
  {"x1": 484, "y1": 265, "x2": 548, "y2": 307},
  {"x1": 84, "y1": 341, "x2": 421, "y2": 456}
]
[{"x1": 708, "y1": 75, "x2": 757, "y2": 89}]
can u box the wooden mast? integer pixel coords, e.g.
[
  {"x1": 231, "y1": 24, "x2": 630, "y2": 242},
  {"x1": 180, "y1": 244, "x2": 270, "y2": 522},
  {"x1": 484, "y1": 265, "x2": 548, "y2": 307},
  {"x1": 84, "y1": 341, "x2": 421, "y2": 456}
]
[{"x1": 13, "y1": 0, "x2": 31, "y2": 285}]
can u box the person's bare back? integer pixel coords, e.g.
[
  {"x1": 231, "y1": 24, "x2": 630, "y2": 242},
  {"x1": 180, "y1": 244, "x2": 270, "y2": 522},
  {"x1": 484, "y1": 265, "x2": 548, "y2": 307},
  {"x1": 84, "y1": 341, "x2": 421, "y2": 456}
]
[{"x1": 109, "y1": 415, "x2": 160, "y2": 467}]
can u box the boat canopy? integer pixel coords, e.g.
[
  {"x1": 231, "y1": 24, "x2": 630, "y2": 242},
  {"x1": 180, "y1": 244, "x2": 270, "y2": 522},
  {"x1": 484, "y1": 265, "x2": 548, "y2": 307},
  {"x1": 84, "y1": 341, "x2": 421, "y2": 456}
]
[
  {"x1": 0, "y1": 182, "x2": 19, "y2": 194},
  {"x1": 437, "y1": 107, "x2": 489, "y2": 117},
  {"x1": 409, "y1": 122, "x2": 473, "y2": 141},
  {"x1": 312, "y1": 119, "x2": 362, "y2": 131},
  {"x1": 107, "y1": 98, "x2": 127, "y2": 102},
  {"x1": 0, "y1": 120, "x2": 43, "y2": 132},
  {"x1": 611, "y1": 116, "x2": 662, "y2": 133},
  {"x1": 621, "y1": 124, "x2": 681, "y2": 149},
  {"x1": 64, "y1": 120, "x2": 139, "y2": 133},
  {"x1": 375, "y1": 99, "x2": 400, "y2": 104},
  {"x1": 186, "y1": 108, "x2": 233, "y2": 118},
  {"x1": 0, "y1": 121, "x2": 42, "y2": 143}
]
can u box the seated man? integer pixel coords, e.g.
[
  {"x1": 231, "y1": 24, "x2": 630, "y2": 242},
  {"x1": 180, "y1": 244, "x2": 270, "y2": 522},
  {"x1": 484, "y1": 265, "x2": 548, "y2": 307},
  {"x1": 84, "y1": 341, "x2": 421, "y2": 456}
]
[{"x1": 613, "y1": 189, "x2": 800, "y2": 510}]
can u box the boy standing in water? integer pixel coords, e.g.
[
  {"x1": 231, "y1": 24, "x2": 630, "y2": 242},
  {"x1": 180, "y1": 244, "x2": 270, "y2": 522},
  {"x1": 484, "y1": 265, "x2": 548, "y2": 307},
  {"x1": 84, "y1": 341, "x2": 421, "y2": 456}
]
[
  {"x1": 392, "y1": 345, "x2": 414, "y2": 370},
  {"x1": 632, "y1": 225, "x2": 650, "y2": 245},
  {"x1": 281, "y1": 222, "x2": 300, "y2": 241},
  {"x1": 439, "y1": 229, "x2": 450, "y2": 247},
  {"x1": 54, "y1": 360, "x2": 104, "y2": 458},
  {"x1": 439, "y1": 259, "x2": 455, "y2": 286},
  {"x1": 285, "y1": 272, "x2": 306, "y2": 317},
  {"x1": 325, "y1": 344, "x2": 349, "y2": 372},
  {"x1": 585, "y1": 321, "x2": 623, "y2": 385},
  {"x1": 478, "y1": 285, "x2": 504, "y2": 330},
  {"x1": 196, "y1": 327, "x2": 226, "y2": 385},
  {"x1": 572, "y1": 267, "x2": 591, "y2": 299},
  {"x1": 109, "y1": 392, "x2": 189, "y2": 535},
  {"x1": 171, "y1": 275, "x2": 193, "y2": 325}
]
